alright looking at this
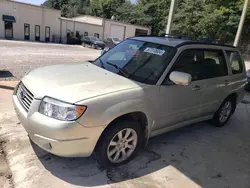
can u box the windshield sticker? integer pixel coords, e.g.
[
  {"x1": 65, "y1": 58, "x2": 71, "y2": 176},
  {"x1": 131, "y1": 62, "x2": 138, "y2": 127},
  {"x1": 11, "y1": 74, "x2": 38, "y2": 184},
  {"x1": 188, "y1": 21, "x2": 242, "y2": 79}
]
[{"x1": 144, "y1": 47, "x2": 165, "y2": 56}]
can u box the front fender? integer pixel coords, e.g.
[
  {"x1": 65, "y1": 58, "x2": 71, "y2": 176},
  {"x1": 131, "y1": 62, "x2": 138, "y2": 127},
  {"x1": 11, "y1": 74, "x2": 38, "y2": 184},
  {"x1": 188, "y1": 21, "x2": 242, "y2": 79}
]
[
  {"x1": 100, "y1": 98, "x2": 151, "y2": 126},
  {"x1": 76, "y1": 95, "x2": 152, "y2": 129}
]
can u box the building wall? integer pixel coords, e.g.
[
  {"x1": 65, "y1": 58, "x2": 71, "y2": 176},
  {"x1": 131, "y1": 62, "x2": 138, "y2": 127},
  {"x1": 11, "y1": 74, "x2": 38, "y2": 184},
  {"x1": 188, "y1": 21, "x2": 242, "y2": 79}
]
[
  {"x1": 0, "y1": 1, "x2": 61, "y2": 42},
  {"x1": 74, "y1": 15, "x2": 103, "y2": 26},
  {"x1": 103, "y1": 20, "x2": 150, "y2": 40},
  {"x1": 60, "y1": 18, "x2": 103, "y2": 43},
  {"x1": 0, "y1": 1, "x2": 150, "y2": 43}
]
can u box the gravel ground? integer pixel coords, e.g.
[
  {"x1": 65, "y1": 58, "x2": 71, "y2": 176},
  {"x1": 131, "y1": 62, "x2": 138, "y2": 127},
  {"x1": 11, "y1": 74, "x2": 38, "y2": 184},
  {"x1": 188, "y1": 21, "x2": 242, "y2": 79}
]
[{"x1": 0, "y1": 40, "x2": 101, "y2": 80}]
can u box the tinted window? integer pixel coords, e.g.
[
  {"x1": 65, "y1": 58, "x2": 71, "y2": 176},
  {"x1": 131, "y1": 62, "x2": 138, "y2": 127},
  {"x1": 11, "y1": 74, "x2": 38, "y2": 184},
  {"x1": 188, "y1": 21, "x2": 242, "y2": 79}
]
[
  {"x1": 94, "y1": 39, "x2": 176, "y2": 84},
  {"x1": 90, "y1": 37, "x2": 99, "y2": 41},
  {"x1": 170, "y1": 49, "x2": 228, "y2": 81},
  {"x1": 84, "y1": 37, "x2": 89, "y2": 40},
  {"x1": 226, "y1": 51, "x2": 243, "y2": 74}
]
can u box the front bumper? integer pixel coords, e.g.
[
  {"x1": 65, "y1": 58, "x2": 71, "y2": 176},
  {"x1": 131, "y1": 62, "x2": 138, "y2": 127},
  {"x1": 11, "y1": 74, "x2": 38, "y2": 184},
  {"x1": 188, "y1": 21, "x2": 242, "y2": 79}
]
[{"x1": 13, "y1": 95, "x2": 104, "y2": 157}]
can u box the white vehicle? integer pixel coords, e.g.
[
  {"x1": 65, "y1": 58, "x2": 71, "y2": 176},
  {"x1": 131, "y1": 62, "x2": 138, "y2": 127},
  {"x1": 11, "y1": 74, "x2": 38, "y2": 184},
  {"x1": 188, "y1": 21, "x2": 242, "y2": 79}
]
[{"x1": 13, "y1": 36, "x2": 247, "y2": 167}]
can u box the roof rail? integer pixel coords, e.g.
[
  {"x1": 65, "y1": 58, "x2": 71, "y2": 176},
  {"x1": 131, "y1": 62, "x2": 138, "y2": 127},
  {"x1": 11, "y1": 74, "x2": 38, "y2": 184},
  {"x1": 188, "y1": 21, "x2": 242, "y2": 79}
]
[
  {"x1": 198, "y1": 38, "x2": 226, "y2": 45},
  {"x1": 164, "y1": 34, "x2": 194, "y2": 40},
  {"x1": 135, "y1": 34, "x2": 195, "y2": 40}
]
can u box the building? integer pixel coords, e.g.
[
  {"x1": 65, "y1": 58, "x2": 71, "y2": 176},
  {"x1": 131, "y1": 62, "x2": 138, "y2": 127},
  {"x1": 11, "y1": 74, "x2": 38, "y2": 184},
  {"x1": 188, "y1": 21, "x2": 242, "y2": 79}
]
[
  {"x1": 0, "y1": 0, "x2": 151, "y2": 43},
  {"x1": 0, "y1": 0, "x2": 61, "y2": 42},
  {"x1": 60, "y1": 15, "x2": 151, "y2": 43}
]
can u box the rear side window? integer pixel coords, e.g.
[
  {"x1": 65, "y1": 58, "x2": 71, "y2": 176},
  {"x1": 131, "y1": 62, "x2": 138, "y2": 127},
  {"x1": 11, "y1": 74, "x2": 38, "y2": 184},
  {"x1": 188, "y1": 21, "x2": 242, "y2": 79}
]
[
  {"x1": 226, "y1": 51, "x2": 243, "y2": 74},
  {"x1": 170, "y1": 49, "x2": 228, "y2": 81}
]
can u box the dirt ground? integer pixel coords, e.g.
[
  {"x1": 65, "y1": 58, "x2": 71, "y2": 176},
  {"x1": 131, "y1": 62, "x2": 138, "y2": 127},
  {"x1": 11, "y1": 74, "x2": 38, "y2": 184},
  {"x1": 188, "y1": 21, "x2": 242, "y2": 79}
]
[
  {"x1": 1, "y1": 81, "x2": 250, "y2": 188},
  {"x1": 0, "y1": 40, "x2": 101, "y2": 80},
  {"x1": 1, "y1": 40, "x2": 250, "y2": 188}
]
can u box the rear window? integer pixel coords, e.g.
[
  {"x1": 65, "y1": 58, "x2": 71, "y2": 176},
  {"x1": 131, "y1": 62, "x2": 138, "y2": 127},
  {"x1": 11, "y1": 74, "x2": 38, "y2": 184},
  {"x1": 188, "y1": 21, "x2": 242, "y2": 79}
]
[{"x1": 226, "y1": 51, "x2": 243, "y2": 74}]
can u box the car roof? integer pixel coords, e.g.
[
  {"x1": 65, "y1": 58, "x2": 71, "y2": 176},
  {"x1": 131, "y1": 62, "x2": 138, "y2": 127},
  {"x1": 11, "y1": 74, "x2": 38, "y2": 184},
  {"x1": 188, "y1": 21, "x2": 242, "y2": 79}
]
[{"x1": 131, "y1": 36, "x2": 236, "y2": 49}]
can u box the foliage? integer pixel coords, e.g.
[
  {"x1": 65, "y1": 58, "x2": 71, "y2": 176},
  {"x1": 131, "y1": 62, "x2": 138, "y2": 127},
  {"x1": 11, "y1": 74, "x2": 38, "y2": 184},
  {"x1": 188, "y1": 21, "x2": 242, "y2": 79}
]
[{"x1": 42, "y1": 0, "x2": 250, "y2": 44}]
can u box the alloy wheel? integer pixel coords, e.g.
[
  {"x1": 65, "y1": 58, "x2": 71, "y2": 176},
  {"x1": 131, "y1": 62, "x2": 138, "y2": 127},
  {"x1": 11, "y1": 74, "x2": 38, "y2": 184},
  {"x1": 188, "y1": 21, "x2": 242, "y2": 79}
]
[{"x1": 107, "y1": 128, "x2": 138, "y2": 164}]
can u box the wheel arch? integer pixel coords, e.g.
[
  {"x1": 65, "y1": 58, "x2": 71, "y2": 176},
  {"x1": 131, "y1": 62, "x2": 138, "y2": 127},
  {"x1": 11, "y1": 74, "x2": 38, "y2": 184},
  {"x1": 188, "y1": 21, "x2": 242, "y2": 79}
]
[
  {"x1": 225, "y1": 92, "x2": 238, "y2": 113},
  {"x1": 94, "y1": 111, "x2": 149, "y2": 151}
]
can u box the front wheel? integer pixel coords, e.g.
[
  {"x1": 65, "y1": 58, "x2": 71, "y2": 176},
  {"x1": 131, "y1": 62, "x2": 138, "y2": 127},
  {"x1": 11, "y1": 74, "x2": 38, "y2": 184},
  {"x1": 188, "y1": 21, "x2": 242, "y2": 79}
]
[
  {"x1": 211, "y1": 98, "x2": 235, "y2": 127},
  {"x1": 95, "y1": 120, "x2": 144, "y2": 168}
]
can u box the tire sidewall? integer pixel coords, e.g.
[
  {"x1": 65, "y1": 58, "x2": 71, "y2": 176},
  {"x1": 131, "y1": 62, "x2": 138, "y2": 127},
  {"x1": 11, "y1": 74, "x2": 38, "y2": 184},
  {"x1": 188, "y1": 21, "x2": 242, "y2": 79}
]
[
  {"x1": 95, "y1": 120, "x2": 144, "y2": 168},
  {"x1": 213, "y1": 98, "x2": 234, "y2": 127}
]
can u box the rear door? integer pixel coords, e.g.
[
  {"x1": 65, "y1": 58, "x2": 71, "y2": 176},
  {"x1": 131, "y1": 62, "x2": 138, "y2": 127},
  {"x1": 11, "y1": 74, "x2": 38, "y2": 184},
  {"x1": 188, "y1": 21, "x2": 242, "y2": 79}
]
[
  {"x1": 225, "y1": 51, "x2": 246, "y2": 102},
  {"x1": 197, "y1": 49, "x2": 232, "y2": 117}
]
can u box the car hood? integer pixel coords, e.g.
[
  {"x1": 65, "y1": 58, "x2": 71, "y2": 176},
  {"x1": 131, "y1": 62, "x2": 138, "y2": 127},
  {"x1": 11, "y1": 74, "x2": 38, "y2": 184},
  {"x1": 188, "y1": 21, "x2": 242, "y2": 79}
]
[{"x1": 22, "y1": 62, "x2": 141, "y2": 103}]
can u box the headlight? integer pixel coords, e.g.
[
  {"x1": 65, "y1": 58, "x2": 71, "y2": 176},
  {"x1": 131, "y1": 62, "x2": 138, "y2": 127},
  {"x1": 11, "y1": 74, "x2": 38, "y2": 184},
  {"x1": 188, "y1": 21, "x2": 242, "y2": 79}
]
[{"x1": 39, "y1": 97, "x2": 87, "y2": 121}]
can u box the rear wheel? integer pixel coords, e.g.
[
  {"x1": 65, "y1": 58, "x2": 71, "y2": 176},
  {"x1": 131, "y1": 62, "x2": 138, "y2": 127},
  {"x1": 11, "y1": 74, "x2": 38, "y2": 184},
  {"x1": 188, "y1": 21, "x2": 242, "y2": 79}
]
[
  {"x1": 95, "y1": 120, "x2": 144, "y2": 168},
  {"x1": 211, "y1": 98, "x2": 235, "y2": 127}
]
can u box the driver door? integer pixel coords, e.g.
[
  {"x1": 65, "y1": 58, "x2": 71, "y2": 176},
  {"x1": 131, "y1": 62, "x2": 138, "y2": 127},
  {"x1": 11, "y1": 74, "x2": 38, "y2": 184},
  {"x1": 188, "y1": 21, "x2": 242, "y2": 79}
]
[{"x1": 153, "y1": 49, "x2": 205, "y2": 130}]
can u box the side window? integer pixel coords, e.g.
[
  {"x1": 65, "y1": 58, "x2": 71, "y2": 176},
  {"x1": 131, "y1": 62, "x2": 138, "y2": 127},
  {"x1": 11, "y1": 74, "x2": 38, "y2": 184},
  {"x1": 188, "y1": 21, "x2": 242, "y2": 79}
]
[
  {"x1": 169, "y1": 49, "x2": 227, "y2": 82},
  {"x1": 226, "y1": 51, "x2": 243, "y2": 74},
  {"x1": 203, "y1": 50, "x2": 228, "y2": 78}
]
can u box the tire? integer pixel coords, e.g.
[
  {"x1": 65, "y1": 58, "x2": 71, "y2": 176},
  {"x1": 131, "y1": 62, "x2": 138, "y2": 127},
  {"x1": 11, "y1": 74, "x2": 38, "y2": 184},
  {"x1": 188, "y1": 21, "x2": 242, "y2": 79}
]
[
  {"x1": 95, "y1": 120, "x2": 144, "y2": 168},
  {"x1": 211, "y1": 97, "x2": 235, "y2": 127}
]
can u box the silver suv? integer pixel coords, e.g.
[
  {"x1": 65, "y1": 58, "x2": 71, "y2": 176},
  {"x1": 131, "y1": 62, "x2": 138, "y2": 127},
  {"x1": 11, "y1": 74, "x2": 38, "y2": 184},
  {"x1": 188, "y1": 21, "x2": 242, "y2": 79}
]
[{"x1": 13, "y1": 36, "x2": 247, "y2": 167}]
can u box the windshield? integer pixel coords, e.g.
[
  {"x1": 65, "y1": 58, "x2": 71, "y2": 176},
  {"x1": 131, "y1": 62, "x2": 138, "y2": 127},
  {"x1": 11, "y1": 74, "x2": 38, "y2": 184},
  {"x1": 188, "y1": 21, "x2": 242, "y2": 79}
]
[
  {"x1": 91, "y1": 37, "x2": 99, "y2": 41},
  {"x1": 94, "y1": 39, "x2": 176, "y2": 84}
]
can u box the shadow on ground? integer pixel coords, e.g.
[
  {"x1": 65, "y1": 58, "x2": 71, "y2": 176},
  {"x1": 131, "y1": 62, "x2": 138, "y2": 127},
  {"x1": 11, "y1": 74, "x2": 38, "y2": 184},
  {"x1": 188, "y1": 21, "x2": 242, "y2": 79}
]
[
  {"x1": 0, "y1": 85, "x2": 15, "y2": 90},
  {"x1": 32, "y1": 105, "x2": 250, "y2": 187}
]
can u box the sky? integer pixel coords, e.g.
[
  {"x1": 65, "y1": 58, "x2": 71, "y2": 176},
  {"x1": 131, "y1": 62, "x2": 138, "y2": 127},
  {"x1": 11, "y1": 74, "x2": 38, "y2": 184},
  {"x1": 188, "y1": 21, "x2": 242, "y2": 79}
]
[{"x1": 15, "y1": 0, "x2": 137, "y2": 6}]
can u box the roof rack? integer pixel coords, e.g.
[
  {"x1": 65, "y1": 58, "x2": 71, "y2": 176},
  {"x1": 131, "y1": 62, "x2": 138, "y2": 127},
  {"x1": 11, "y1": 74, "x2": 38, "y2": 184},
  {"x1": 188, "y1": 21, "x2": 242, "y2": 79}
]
[
  {"x1": 164, "y1": 34, "x2": 195, "y2": 40},
  {"x1": 134, "y1": 35, "x2": 235, "y2": 48}
]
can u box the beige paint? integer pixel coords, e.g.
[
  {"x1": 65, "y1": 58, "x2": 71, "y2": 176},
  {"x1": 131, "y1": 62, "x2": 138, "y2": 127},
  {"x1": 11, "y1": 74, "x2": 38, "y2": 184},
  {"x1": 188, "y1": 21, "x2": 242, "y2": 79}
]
[
  {"x1": 60, "y1": 17, "x2": 103, "y2": 43},
  {"x1": 0, "y1": 1, "x2": 60, "y2": 42},
  {"x1": 73, "y1": 15, "x2": 103, "y2": 26},
  {"x1": 104, "y1": 19, "x2": 151, "y2": 40}
]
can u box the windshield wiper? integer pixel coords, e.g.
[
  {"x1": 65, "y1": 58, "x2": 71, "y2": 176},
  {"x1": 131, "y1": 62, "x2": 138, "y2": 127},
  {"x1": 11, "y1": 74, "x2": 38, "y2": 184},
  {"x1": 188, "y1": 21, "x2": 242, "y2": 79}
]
[
  {"x1": 98, "y1": 58, "x2": 105, "y2": 69},
  {"x1": 106, "y1": 62, "x2": 128, "y2": 77}
]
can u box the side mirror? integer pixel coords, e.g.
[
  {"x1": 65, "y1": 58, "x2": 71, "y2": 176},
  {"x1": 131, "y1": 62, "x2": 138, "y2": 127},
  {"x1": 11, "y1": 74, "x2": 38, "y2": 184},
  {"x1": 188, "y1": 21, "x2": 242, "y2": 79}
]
[{"x1": 169, "y1": 71, "x2": 192, "y2": 86}]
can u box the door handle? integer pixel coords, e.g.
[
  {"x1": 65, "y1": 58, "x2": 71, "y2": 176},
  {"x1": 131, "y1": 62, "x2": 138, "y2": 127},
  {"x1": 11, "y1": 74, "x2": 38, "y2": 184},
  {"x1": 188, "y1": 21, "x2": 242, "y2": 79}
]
[{"x1": 192, "y1": 85, "x2": 201, "y2": 91}]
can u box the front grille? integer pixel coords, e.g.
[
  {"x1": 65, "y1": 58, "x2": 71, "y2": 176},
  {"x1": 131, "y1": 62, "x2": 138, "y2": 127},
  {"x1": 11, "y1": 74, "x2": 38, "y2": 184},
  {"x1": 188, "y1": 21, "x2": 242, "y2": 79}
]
[{"x1": 16, "y1": 82, "x2": 34, "y2": 111}]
